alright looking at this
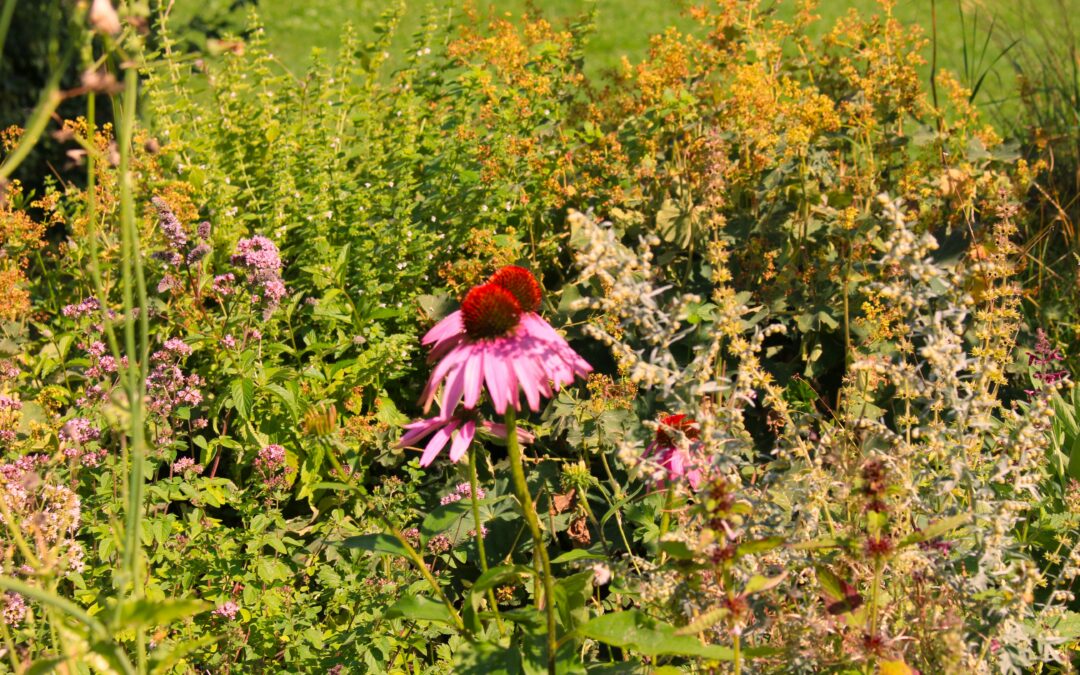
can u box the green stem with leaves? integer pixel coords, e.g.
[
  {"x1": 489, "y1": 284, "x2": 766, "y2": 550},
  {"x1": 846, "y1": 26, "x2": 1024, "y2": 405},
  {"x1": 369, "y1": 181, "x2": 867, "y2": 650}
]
[
  {"x1": 504, "y1": 408, "x2": 558, "y2": 675},
  {"x1": 381, "y1": 517, "x2": 467, "y2": 634}
]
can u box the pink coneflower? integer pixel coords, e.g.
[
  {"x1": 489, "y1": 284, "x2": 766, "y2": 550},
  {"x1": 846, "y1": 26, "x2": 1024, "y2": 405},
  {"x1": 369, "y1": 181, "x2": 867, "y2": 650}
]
[
  {"x1": 646, "y1": 414, "x2": 703, "y2": 489},
  {"x1": 398, "y1": 406, "x2": 534, "y2": 467},
  {"x1": 420, "y1": 266, "x2": 591, "y2": 415}
]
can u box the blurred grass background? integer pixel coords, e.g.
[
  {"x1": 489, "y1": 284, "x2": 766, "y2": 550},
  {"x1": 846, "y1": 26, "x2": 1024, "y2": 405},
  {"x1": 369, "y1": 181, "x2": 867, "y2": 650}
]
[{"x1": 235, "y1": 0, "x2": 1076, "y2": 121}]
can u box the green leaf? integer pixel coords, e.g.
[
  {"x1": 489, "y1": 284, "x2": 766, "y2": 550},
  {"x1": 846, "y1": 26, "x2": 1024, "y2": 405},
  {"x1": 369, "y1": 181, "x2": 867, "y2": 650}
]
[
  {"x1": 655, "y1": 197, "x2": 693, "y2": 248},
  {"x1": 899, "y1": 514, "x2": 969, "y2": 547},
  {"x1": 735, "y1": 537, "x2": 784, "y2": 557},
  {"x1": 658, "y1": 539, "x2": 697, "y2": 561},
  {"x1": 114, "y1": 598, "x2": 209, "y2": 631},
  {"x1": 791, "y1": 536, "x2": 843, "y2": 550},
  {"x1": 454, "y1": 639, "x2": 522, "y2": 674},
  {"x1": 1067, "y1": 435, "x2": 1080, "y2": 481},
  {"x1": 464, "y1": 564, "x2": 536, "y2": 632},
  {"x1": 579, "y1": 610, "x2": 735, "y2": 660},
  {"x1": 341, "y1": 533, "x2": 409, "y2": 557},
  {"x1": 420, "y1": 501, "x2": 473, "y2": 546},
  {"x1": 554, "y1": 571, "x2": 594, "y2": 632},
  {"x1": 672, "y1": 605, "x2": 729, "y2": 636},
  {"x1": 150, "y1": 634, "x2": 222, "y2": 675},
  {"x1": 255, "y1": 558, "x2": 290, "y2": 583},
  {"x1": 550, "y1": 549, "x2": 606, "y2": 564},
  {"x1": 815, "y1": 566, "x2": 844, "y2": 602},
  {"x1": 384, "y1": 596, "x2": 456, "y2": 625},
  {"x1": 25, "y1": 657, "x2": 66, "y2": 675},
  {"x1": 742, "y1": 572, "x2": 787, "y2": 596},
  {"x1": 231, "y1": 377, "x2": 255, "y2": 420}
]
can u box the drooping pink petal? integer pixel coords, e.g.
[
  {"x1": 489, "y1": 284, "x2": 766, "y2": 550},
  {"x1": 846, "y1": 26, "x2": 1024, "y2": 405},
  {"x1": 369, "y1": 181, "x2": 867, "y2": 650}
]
[
  {"x1": 398, "y1": 418, "x2": 439, "y2": 448},
  {"x1": 483, "y1": 348, "x2": 515, "y2": 414},
  {"x1": 485, "y1": 421, "x2": 535, "y2": 444},
  {"x1": 421, "y1": 345, "x2": 472, "y2": 412},
  {"x1": 463, "y1": 349, "x2": 484, "y2": 409},
  {"x1": 511, "y1": 356, "x2": 543, "y2": 412},
  {"x1": 418, "y1": 292, "x2": 590, "y2": 416},
  {"x1": 420, "y1": 418, "x2": 460, "y2": 467},
  {"x1": 442, "y1": 358, "x2": 469, "y2": 414},
  {"x1": 449, "y1": 420, "x2": 476, "y2": 462},
  {"x1": 422, "y1": 310, "x2": 464, "y2": 347}
]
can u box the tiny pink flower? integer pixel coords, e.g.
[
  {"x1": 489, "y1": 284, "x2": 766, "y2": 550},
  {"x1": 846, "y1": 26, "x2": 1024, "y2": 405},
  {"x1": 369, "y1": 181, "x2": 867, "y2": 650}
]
[{"x1": 213, "y1": 601, "x2": 239, "y2": 620}]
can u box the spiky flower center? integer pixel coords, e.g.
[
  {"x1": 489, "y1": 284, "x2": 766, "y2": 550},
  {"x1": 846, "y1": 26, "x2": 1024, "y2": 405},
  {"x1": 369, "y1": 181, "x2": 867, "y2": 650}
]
[
  {"x1": 655, "y1": 413, "x2": 699, "y2": 446},
  {"x1": 490, "y1": 265, "x2": 542, "y2": 313},
  {"x1": 461, "y1": 283, "x2": 522, "y2": 339}
]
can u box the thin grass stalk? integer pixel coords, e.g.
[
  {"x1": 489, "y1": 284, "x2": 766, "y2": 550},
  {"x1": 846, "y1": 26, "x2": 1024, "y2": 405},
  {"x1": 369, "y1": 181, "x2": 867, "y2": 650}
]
[
  {"x1": 116, "y1": 62, "x2": 150, "y2": 673},
  {"x1": 0, "y1": 0, "x2": 16, "y2": 63},
  {"x1": 0, "y1": 58, "x2": 67, "y2": 182}
]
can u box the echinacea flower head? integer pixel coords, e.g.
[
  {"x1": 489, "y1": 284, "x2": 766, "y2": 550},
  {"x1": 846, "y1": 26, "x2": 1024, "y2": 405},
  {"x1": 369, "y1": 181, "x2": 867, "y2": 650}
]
[
  {"x1": 420, "y1": 266, "x2": 591, "y2": 415},
  {"x1": 398, "y1": 406, "x2": 534, "y2": 467},
  {"x1": 653, "y1": 413, "x2": 698, "y2": 447},
  {"x1": 646, "y1": 414, "x2": 703, "y2": 489}
]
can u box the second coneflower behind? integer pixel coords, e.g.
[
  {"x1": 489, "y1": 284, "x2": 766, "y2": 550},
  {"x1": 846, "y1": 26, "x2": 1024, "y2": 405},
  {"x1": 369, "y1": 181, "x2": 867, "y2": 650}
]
[{"x1": 646, "y1": 413, "x2": 703, "y2": 489}]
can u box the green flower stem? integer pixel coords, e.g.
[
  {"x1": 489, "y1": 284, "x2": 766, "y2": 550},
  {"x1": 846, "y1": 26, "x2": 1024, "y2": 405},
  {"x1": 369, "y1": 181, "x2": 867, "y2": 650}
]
[
  {"x1": 114, "y1": 61, "x2": 150, "y2": 675},
  {"x1": 733, "y1": 633, "x2": 742, "y2": 675},
  {"x1": 598, "y1": 451, "x2": 642, "y2": 574},
  {"x1": 504, "y1": 408, "x2": 557, "y2": 675},
  {"x1": 657, "y1": 483, "x2": 677, "y2": 564},
  {"x1": 379, "y1": 517, "x2": 466, "y2": 634},
  {"x1": 467, "y1": 447, "x2": 490, "y2": 572},
  {"x1": 467, "y1": 446, "x2": 505, "y2": 636}
]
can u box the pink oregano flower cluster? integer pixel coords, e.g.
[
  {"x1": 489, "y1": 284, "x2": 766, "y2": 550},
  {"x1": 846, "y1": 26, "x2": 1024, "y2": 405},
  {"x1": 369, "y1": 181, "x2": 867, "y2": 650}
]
[
  {"x1": 254, "y1": 444, "x2": 292, "y2": 491},
  {"x1": 231, "y1": 236, "x2": 286, "y2": 318},
  {"x1": 399, "y1": 266, "x2": 591, "y2": 466}
]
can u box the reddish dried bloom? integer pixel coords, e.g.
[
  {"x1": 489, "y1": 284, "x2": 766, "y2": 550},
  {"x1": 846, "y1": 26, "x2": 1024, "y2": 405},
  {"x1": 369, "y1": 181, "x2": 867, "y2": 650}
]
[
  {"x1": 864, "y1": 536, "x2": 894, "y2": 559},
  {"x1": 861, "y1": 457, "x2": 889, "y2": 513}
]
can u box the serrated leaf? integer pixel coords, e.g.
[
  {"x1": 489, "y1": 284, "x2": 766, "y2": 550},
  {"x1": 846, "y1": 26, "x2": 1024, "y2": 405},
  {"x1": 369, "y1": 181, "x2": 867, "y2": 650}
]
[{"x1": 231, "y1": 377, "x2": 254, "y2": 420}]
